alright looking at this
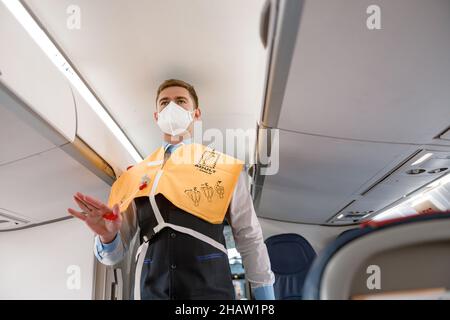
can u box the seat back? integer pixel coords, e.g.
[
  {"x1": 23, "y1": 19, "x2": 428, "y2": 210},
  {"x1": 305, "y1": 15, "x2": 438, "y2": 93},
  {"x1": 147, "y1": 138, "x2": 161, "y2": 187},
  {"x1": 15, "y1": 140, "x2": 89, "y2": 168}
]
[
  {"x1": 303, "y1": 212, "x2": 450, "y2": 300},
  {"x1": 265, "y1": 233, "x2": 316, "y2": 299}
]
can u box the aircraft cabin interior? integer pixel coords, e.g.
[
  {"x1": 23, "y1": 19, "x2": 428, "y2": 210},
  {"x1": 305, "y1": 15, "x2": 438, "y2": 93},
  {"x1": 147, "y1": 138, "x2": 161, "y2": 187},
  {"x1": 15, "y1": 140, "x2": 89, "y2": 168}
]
[{"x1": 1, "y1": 0, "x2": 450, "y2": 301}]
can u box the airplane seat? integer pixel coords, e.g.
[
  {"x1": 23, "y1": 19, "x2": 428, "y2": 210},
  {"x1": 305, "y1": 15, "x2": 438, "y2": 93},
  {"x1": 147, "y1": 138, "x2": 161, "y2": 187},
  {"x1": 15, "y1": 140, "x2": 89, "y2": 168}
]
[
  {"x1": 265, "y1": 233, "x2": 316, "y2": 300},
  {"x1": 302, "y1": 212, "x2": 450, "y2": 300}
]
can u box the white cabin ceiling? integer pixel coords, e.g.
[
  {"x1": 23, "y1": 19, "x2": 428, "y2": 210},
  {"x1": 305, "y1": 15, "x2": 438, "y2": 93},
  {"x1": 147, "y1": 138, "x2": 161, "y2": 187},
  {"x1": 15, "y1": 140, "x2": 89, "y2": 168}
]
[{"x1": 23, "y1": 0, "x2": 268, "y2": 159}]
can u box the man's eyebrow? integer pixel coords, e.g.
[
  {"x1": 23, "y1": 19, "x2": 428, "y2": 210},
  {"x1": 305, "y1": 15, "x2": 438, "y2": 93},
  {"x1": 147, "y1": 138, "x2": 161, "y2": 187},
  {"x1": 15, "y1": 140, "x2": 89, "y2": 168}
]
[{"x1": 158, "y1": 96, "x2": 188, "y2": 103}]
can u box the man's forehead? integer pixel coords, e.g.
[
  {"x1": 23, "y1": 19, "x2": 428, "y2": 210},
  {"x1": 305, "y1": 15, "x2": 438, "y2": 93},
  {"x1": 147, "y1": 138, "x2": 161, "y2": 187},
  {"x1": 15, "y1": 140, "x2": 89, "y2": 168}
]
[{"x1": 158, "y1": 86, "x2": 191, "y2": 101}]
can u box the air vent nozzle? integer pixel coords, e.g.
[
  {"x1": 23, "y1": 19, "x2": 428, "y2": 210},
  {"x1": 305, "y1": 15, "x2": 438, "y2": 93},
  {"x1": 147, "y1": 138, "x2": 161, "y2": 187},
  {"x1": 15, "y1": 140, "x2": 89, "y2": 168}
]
[{"x1": 330, "y1": 210, "x2": 374, "y2": 225}]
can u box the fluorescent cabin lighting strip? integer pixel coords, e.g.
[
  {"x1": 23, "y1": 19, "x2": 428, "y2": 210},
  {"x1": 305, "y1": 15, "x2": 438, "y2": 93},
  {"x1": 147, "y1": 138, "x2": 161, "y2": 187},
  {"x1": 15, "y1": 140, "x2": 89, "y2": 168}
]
[{"x1": 2, "y1": 0, "x2": 143, "y2": 163}]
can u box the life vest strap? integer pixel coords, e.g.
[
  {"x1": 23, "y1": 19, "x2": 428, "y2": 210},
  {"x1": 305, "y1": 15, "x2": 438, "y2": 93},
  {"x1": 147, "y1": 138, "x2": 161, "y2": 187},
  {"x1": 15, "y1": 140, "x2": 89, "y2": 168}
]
[
  {"x1": 134, "y1": 236, "x2": 149, "y2": 300},
  {"x1": 154, "y1": 222, "x2": 228, "y2": 254},
  {"x1": 149, "y1": 169, "x2": 164, "y2": 224}
]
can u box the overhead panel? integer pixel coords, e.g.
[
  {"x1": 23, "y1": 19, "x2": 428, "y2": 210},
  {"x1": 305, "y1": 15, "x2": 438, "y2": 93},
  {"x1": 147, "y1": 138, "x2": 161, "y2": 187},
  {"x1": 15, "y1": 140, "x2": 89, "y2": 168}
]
[
  {"x1": 329, "y1": 149, "x2": 450, "y2": 224},
  {"x1": 0, "y1": 147, "x2": 110, "y2": 223},
  {"x1": 0, "y1": 97, "x2": 56, "y2": 166},
  {"x1": 276, "y1": 0, "x2": 450, "y2": 145},
  {"x1": 253, "y1": 130, "x2": 417, "y2": 224}
]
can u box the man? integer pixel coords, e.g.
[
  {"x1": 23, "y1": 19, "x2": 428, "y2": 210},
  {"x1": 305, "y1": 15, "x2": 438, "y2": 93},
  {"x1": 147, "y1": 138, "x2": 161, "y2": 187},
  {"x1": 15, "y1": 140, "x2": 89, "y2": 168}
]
[{"x1": 68, "y1": 79, "x2": 275, "y2": 300}]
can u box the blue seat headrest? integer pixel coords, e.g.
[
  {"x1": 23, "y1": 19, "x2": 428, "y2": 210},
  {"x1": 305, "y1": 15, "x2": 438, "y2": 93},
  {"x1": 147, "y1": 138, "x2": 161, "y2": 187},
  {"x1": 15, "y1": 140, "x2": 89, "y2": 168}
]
[{"x1": 265, "y1": 233, "x2": 316, "y2": 299}]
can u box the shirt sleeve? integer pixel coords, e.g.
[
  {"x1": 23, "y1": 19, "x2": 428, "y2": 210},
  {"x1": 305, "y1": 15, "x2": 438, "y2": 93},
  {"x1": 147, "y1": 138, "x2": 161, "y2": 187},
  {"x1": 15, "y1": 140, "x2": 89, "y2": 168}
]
[
  {"x1": 93, "y1": 199, "x2": 138, "y2": 266},
  {"x1": 226, "y1": 170, "x2": 276, "y2": 299}
]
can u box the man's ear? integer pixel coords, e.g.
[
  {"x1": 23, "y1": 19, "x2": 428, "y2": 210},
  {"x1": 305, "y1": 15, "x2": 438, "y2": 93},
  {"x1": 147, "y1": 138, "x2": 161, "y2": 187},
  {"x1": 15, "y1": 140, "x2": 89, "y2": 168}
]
[
  {"x1": 153, "y1": 111, "x2": 158, "y2": 122},
  {"x1": 194, "y1": 108, "x2": 201, "y2": 120}
]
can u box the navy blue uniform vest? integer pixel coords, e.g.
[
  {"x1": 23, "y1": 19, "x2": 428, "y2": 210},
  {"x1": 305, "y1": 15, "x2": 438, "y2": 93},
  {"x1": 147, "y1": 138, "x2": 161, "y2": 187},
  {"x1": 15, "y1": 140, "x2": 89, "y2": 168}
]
[{"x1": 133, "y1": 194, "x2": 236, "y2": 300}]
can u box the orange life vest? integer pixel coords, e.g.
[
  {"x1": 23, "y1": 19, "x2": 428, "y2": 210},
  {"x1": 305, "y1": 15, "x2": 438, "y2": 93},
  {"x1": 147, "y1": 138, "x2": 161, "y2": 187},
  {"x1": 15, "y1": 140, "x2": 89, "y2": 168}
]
[{"x1": 108, "y1": 143, "x2": 244, "y2": 224}]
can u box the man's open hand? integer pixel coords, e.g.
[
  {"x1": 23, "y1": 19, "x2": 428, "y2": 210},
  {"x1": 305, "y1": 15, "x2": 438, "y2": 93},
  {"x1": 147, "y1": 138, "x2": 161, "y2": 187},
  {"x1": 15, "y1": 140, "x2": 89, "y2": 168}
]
[{"x1": 67, "y1": 192, "x2": 122, "y2": 244}]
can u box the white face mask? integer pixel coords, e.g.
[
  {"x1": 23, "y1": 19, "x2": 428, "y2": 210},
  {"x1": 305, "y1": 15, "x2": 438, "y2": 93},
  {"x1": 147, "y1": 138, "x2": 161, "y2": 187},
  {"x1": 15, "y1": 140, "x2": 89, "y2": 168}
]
[{"x1": 157, "y1": 101, "x2": 195, "y2": 136}]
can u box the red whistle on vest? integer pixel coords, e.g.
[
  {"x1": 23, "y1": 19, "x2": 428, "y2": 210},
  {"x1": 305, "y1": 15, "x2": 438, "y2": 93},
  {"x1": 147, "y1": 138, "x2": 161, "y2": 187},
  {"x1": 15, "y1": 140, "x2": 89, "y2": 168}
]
[{"x1": 102, "y1": 212, "x2": 118, "y2": 221}]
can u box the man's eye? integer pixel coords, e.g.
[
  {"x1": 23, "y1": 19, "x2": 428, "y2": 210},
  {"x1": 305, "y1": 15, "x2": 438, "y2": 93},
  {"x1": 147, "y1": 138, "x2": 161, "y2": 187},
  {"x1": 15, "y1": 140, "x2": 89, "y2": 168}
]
[
  {"x1": 161, "y1": 101, "x2": 168, "y2": 106},
  {"x1": 177, "y1": 99, "x2": 186, "y2": 104}
]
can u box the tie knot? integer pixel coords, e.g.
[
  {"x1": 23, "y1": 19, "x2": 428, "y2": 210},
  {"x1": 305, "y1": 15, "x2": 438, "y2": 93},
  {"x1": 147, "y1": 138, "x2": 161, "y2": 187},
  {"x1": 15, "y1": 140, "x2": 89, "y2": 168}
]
[{"x1": 165, "y1": 144, "x2": 175, "y2": 154}]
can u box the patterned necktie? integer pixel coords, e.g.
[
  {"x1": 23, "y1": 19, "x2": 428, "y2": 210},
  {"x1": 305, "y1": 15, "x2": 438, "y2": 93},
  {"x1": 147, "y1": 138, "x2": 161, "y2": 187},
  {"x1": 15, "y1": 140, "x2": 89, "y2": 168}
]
[
  {"x1": 164, "y1": 144, "x2": 174, "y2": 163},
  {"x1": 166, "y1": 144, "x2": 176, "y2": 154}
]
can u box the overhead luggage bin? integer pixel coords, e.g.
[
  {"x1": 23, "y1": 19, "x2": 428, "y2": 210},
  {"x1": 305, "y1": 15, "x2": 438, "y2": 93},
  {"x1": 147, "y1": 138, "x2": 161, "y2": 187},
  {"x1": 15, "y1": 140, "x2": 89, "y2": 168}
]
[
  {"x1": 254, "y1": 0, "x2": 450, "y2": 225},
  {"x1": 0, "y1": 3, "x2": 115, "y2": 230},
  {"x1": 261, "y1": 0, "x2": 450, "y2": 145},
  {"x1": 0, "y1": 3, "x2": 76, "y2": 144}
]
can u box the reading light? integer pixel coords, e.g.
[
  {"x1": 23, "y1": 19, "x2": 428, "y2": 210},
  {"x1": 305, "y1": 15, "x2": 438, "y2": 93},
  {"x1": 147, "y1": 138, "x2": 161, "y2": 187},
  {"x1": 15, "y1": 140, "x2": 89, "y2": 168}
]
[
  {"x1": 411, "y1": 152, "x2": 433, "y2": 166},
  {"x1": 372, "y1": 208, "x2": 396, "y2": 222},
  {"x1": 410, "y1": 196, "x2": 430, "y2": 208},
  {"x1": 1, "y1": 0, "x2": 143, "y2": 163},
  {"x1": 372, "y1": 173, "x2": 450, "y2": 222}
]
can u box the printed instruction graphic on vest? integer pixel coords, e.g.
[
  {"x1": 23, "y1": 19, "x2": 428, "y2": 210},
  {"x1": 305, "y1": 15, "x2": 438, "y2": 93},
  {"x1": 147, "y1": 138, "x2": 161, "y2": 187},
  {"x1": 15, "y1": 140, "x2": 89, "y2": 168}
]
[
  {"x1": 201, "y1": 183, "x2": 214, "y2": 202},
  {"x1": 185, "y1": 180, "x2": 225, "y2": 206},
  {"x1": 185, "y1": 187, "x2": 201, "y2": 206},
  {"x1": 195, "y1": 148, "x2": 220, "y2": 175},
  {"x1": 215, "y1": 181, "x2": 224, "y2": 199}
]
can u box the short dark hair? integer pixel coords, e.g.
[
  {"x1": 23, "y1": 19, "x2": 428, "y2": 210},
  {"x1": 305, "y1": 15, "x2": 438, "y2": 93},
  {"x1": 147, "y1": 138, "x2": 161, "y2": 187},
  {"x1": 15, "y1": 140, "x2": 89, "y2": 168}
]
[{"x1": 155, "y1": 79, "x2": 199, "y2": 109}]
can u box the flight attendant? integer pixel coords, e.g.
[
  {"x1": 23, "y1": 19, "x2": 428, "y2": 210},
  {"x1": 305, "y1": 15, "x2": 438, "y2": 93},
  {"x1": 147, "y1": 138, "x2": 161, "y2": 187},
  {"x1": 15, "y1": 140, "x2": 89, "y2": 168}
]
[{"x1": 68, "y1": 79, "x2": 275, "y2": 300}]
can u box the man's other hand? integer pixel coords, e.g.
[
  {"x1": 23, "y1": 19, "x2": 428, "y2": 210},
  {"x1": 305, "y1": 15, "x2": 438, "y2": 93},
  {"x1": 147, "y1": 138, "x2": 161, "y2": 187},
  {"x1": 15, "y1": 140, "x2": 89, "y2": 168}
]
[{"x1": 67, "y1": 192, "x2": 122, "y2": 244}]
